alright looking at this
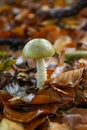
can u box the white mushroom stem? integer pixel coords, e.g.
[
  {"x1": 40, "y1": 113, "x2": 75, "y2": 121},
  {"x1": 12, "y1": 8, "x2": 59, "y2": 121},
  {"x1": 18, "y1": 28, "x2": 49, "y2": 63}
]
[{"x1": 36, "y1": 58, "x2": 47, "y2": 89}]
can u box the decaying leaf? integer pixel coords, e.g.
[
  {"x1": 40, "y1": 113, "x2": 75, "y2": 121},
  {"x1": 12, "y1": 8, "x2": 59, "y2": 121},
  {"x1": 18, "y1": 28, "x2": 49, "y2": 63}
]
[{"x1": 0, "y1": 0, "x2": 87, "y2": 130}]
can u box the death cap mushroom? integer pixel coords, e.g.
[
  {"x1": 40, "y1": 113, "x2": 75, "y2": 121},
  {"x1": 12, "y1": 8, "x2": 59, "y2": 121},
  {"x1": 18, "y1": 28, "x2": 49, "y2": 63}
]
[{"x1": 23, "y1": 38, "x2": 55, "y2": 58}]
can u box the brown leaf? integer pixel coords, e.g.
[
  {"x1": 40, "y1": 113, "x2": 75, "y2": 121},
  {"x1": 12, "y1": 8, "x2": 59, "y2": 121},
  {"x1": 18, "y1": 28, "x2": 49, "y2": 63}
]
[
  {"x1": 28, "y1": 86, "x2": 74, "y2": 105},
  {"x1": 51, "y1": 68, "x2": 83, "y2": 85},
  {"x1": 75, "y1": 124, "x2": 87, "y2": 130},
  {"x1": 28, "y1": 87, "x2": 62, "y2": 104},
  {"x1": 4, "y1": 104, "x2": 44, "y2": 123},
  {"x1": 24, "y1": 117, "x2": 47, "y2": 130}
]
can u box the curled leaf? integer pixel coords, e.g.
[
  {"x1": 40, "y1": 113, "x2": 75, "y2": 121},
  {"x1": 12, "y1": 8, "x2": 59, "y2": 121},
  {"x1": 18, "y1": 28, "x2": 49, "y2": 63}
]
[{"x1": 51, "y1": 68, "x2": 83, "y2": 85}]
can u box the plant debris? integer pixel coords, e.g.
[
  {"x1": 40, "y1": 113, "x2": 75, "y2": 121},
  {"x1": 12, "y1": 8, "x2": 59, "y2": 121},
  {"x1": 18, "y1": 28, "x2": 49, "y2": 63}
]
[{"x1": 0, "y1": 0, "x2": 87, "y2": 130}]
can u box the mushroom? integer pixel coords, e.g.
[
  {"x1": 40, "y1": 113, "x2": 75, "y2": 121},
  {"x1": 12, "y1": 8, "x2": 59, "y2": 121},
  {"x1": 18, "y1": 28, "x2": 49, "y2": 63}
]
[{"x1": 22, "y1": 38, "x2": 55, "y2": 89}]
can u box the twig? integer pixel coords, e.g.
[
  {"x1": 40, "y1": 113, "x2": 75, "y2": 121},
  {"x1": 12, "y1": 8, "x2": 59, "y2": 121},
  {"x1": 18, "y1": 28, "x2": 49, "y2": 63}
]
[
  {"x1": 0, "y1": 38, "x2": 26, "y2": 49},
  {"x1": 38, "y1": 0, "x2": 87, "y2": 19}
]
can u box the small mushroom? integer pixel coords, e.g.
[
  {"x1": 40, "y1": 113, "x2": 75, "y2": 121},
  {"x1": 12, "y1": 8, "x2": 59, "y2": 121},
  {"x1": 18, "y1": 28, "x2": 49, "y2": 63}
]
[{"x1": 22, "y1": 38, "x2": 55, "y2": 89}]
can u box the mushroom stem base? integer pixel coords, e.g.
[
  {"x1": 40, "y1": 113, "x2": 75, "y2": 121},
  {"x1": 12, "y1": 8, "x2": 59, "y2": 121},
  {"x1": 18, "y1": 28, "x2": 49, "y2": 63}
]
[{"x1": 36, "y1": 58, "x2": 47, "y2": 89}]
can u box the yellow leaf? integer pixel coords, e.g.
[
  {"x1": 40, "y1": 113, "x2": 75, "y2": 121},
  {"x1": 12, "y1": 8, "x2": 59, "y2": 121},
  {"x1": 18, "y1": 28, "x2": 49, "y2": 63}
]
[{"x1": 0, "y1": 118, "x2": 24, "y2": 130}]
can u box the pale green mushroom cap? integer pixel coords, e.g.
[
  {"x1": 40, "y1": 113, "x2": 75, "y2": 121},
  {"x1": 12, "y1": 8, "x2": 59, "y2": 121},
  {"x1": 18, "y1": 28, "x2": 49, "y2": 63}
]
[{"x1": 23, "y1": 38, "x2": 55, "y2": 58}]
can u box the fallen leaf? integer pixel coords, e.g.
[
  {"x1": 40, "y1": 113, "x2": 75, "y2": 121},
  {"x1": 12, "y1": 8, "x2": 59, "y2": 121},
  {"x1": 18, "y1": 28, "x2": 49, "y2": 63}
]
[
  {"x1": 0, "y1": 118, "x2": 24, "y2": 130},
  {"x1": 51, "y1": 68, "x2": 83, "y2": 85},
  {"x1": 48, "y1": 122, "x2": 71, "y2": 130},
  {"x1": 4, "y1": 104, "x2": 43, "y2": 123}
]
